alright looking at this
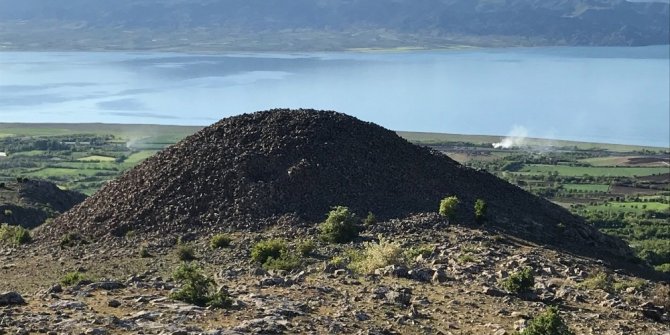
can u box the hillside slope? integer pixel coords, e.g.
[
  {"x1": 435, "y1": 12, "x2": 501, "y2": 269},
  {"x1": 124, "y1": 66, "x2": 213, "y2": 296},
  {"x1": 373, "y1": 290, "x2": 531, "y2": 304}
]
[
  {"x1": 0, "y1": 179, "x2": 86, "y2": 229},
  {"x1": 0, "y1": 0, "x2": 667, "y2": 50}
]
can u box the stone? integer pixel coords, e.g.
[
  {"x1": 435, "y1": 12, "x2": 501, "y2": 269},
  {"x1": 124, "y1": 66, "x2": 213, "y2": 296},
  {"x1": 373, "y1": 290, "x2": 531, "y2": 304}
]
[
  {"x1": 108, "y1": 299, "x2": 121, "y2": 308},
  {"x1": 88, "y1": 281, "x2": 125, "y2": 291},
  {"x1": 0, "y1": 291, "x2": 25, "y2": 305},
  {"x1": 408, "y1": 267, "x2": 434, "y2": 282}
]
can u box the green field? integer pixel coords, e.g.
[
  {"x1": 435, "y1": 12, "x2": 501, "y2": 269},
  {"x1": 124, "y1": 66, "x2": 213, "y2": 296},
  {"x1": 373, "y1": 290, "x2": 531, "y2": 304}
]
[
  {"x1": 124, "y1": 151, "x2": 158, "y2": 164},
  {"x1": 563, "y1": 184, "x2": 610, "y2": 192},
  {"x1": 398, "y1": 131, "x2": 666, "y2": 152},
  {"x1": 517, "y1": 164, "x2": 668, "y2": 177},
  {"x1": 78, "y1": 155, "x2": 116, "y2": 162}
]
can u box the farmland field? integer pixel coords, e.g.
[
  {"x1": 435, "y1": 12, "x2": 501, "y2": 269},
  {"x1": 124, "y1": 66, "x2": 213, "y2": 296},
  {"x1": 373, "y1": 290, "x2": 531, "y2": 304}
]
[{"x1": 517, "y1": 164, "x2": 668, "y2": 177}]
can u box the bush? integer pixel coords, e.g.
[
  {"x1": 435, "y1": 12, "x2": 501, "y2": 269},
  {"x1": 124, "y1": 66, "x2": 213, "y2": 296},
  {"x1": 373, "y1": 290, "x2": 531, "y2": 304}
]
[
  {"x1": 251, "y1": 239, "x2": 287, "y2": 264},
  {"x1": 319, "y1": 206, "x2": 360, "y2": 243},
  {"x1": 501, "y1": 267, "x2": 535, "y2": 294},
  {"x1": 578, "y1": 271, "x2": 613, "y2": 293},
  {"x1": 210, "y1": 233, "x2": 232, "y2": 249},
  {"x1": 474, "y1": 199, "x2": 487, "y2": 221},
  {"x1": 439, "y1": 196, "x2": 460, "y2": 219},
  {"x1": 297, "y1": 240, "x2": 316, "y2": 256},
  {"x1": 60, "y1": 233, "x2": 88, "y2": 248},
  {"x1": 404, "y1": 245, "x2": 433, "y2": 261},
  {"x1": 263, "y1": 251, "x2": 302, "y2": 271},
  {"x1": 170, "y1": 263, "x2": 231, "y2": 308},
  {"x1": 349, "y1": 237, "x2": 405, "y2": 274},
  {"x1": 3, "y1": 209, "x2": 12, "y2": 216},
  {"x1": 61, "y1": 271, "x2": 90, "y2": 286},
  {"x1": 139, "y1": 246, "x2": 151, "y2": 258},
  {"x1": 0, "y1": 224, "x2": 31, "y2": 246},
  {"x1": 176, "y1": 244, "x2": 196, "y2": 261},
  {"x1": 652, "y1": 284, "x2": 669, "y2": 311},
  {"x1": 364, "y1": 212, "x2": 377, "y2": 226},
  {"x1": 516, "y1": 307, "x2": 574, "y2": 335}
]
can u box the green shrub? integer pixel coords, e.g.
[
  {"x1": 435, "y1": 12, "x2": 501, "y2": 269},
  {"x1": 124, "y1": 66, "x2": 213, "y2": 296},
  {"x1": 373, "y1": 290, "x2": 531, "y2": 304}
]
[
  {"x1": 349, "y1": 237, "x2": 405, "y2": 274},
  {"x1": 654, "y1": 263, "x2": 670, "y2": 273},
  {"x1": 501, "y1": 267, "x2": 535, "y2": 294},
  {"x1": 329, "y1": 255, "x2": 348, "y2": 268},
  {"x1": 457, "y1": 254, "x2": 476, "y2": 264},
  {"x1": 60, "y1": 233, "x2": 88, "y2": 248},
  {"x1": 578, "y1": 271, "x2": 613, "y2": 292},
  {"x1": 297, "y1": 240, "x2": 316, "y2": 256},
  {"x1": 516, "y1": 307, "x2": 574, "y2": 335},
  {"x1": 210, "y1": 233, "x2": 232, "y2": 249},
  {"x1": 474, "y1": 199, "x2": 487, "y2": 221},
  {"x1": 139, "y1": 246, "x2": 151, "y2": 258},
  {"x1": 364, "y1": 212, "x2": 377, "y2": 226},
  {"x1": 319, "y1": 206, "x2": 360, "y2": 243},
  {"x1": 61, "y1": 271, "x2": 90, "y2": 286},
  {"x1": 613, "y1": 278, "x2": 646, "y2": 293},
  {"x1": 251, "y1": 239, "x2": 287, "y2": 264},
  {"x1": 404, "y1": 245, "x2": 433, "y2": 261},
  {"x1": 3, "y1": 209, "x2": 12, "y2": 216},
  {"x1": 0, "y1": 224, "x2": 31, "y2": 246},
  {"x1": 124, "y1": 230, "x2": 136, "y2": 239},
  {"x1": 176, "y1": 244, "x2": 196, "y2": 261},
  {"x1": 439, "y1": 196, "x2": 460, "y2": 219},
  {"x1": 170, "y1": 263, "x2": 231, "y2": 308},
  {"x1": 263, "y1": 251, "x2": 302, "y2": 271},
  {"x1": 652, "y1": 284, "x2": 669, "y2": 311}
]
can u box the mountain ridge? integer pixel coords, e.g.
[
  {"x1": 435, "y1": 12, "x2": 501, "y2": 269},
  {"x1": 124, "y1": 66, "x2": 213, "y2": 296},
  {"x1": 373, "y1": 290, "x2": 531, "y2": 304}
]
[{"x1": 0, "y1": 0, "x2": 667, "y2": 51}]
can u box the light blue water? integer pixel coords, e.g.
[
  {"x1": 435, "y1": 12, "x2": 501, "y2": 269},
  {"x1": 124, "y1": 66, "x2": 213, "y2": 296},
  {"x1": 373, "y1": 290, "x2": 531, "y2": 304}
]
[{"x1": 0, "y1": 46, "x2": 668, "y2": 147}]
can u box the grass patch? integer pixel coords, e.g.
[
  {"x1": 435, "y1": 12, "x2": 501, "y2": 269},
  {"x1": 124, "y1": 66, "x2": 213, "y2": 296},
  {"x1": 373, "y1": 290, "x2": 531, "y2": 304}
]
[
  {"x1": 518, "y1": 164, "x2": 667, "y2": 177},
  {"x1": 349, "y1": 237, "x2": 405, "y2": 274},
  {"x1": 0, "y1": 224, "x2": 31, "y2": 246},
  {"x1": 170, "y1": 263, "x2": 231, "y2": 308},
  {"x1": 77, "y1": 155, "x2": 116, "y2": 162},
  {"x1": 578, "y1": 272, "x2": 613, "y2": 292},
  {"x1": 61, "y1": 271, "x2": 91, "y2": 286},
  {"x1": 210, "y1": 233, "x2": 232, "y2": 249},
  {"x1": 563, "y1": 184, "x2": 610, "y2": 192},
  {"x1": 176, "y1": 244, "x2": 196, "y2": 261}
]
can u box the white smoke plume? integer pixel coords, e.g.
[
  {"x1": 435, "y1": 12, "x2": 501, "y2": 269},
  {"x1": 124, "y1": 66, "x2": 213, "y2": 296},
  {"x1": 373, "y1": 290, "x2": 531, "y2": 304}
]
[{"x1": 492, "y1": 125, "x2": 529, "y2": 149}]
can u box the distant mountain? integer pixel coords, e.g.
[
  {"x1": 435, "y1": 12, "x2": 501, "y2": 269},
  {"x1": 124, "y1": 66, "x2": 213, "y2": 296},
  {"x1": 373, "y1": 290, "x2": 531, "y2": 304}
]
[{"x1": 0, "y1": 0, "x2": 668, "y2": 50}]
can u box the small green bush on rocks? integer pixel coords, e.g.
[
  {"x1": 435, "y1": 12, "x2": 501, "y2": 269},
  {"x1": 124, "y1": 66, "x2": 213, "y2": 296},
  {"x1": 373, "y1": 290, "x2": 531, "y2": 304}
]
[
  {"x1": 501, "y1": 267, "x2": 535, "y2": 294},
  {"x1": 516, "y1": 307, "x2": 575, "y2": 335},
  {"x1": 170, "y1": 263, "x2": 231, "y2": 308},
  {"x1": 297, "y1": 240, "x2": 316, "y2": 256},
  {"x1": 349, "y1": 237, "x2": 405, "y2": 274},
  {"x1": 176, "y1": 244, "x2": 196, "y2": 261},
  {"x1": 319, "y1": 206, "x2": 360, "y2": 243},
  {"x1": 474, "y1": 199, "x2": 487, "y2": 221},
  {"x1": 439, "y1": 196, "x2": 460, "y2": 219},
  {"x1": 251, "y1": 239, "x2": 287, "y2": 264},
  {"x1": 0, "y1": 224, "x2": 31, "y2": 246},
  {"x1": 364, "y1": 212, "x2": 377, "y2": 226},
  {"x1": 61, "y1": 271, "x2": 90, "y2": 286},
  {"x1": 210, "y1": 233, "x2": 232, "y2": 249}
]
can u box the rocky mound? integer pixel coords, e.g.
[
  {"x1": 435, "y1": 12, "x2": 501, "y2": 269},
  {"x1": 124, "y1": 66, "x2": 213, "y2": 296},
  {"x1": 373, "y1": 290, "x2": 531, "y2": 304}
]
[
  {"x1": 43, "y1": 109, "x2": 636, "y2": 266},
  {"x1": 0, "y1": 179, "x2": 86, "y2": 229}
]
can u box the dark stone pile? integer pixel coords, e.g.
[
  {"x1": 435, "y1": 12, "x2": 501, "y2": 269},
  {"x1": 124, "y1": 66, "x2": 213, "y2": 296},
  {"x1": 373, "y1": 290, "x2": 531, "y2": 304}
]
[
  {"x1": 42, "y1": 109, "x2": 635, "y2": 264},
  {"x1": 0, "y1": 180, "x2": 86, "y2": 229}
]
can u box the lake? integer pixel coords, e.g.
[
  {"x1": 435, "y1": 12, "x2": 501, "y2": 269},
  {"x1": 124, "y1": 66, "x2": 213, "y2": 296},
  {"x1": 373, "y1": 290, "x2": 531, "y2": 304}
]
[{"x1": 0, "y1": 46, "x2": 668, "y2": 147}]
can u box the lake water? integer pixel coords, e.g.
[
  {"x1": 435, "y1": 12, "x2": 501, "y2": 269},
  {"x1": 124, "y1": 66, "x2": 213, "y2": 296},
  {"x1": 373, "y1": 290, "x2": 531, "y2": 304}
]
[{"x1": 0, "y1": 46, "x2": 668, "y2": 147}]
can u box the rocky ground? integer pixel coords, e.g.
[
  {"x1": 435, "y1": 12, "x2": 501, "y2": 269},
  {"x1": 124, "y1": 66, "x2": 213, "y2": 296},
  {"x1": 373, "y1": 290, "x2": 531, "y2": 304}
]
[{"x1": 1, "y1": 214, "x2": 668, "y2": 334}]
